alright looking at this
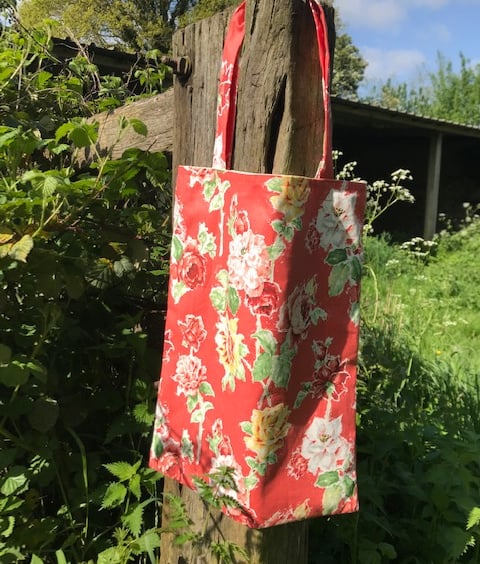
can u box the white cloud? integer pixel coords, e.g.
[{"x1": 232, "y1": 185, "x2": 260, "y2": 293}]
[
  {"x1": 362, "y1": 47, "x2": 427, "y2": 81},
  {"x1": 410, "y1": 0, "x2": 449, "y2": 7},
  {"x1": 334, "y1": 0, "x2": 452, "y2": 30},
  {"x1": 334, "y1": 0, "x2": 406, "y2": 30},
  {"x1": 417, "y1": 22, "x2": 452, "y2": 43}
]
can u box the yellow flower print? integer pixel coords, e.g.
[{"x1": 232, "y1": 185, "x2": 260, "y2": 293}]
[
  {"x1": 270, "y1": 177, "x2": 311, "y2": 223},
  {"x1": 215, "y1": 316, "x2": 248, "y2": 391},
  {"x1": 244, "y1": 404, "x2": 291, "y2": 462}
]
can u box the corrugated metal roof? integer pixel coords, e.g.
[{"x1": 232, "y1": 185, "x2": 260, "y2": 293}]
[{"x1": 332, "y1": 95, "x2": 480, "y2": 138}]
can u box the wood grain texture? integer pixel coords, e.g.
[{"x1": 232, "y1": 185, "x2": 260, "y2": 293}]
[
  {"x1": 81, "y1": 88, "x2": 173, "y2": 165},
  {"x1": 160, "y1": 2, "x2": 334, "y2": 562}
]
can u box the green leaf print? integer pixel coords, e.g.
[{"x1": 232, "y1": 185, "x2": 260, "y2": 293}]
[
  {"x1": 191, "y1": 401, "x2": 214, "y2": 424},
  {"x1": 198, "y1": 224, "x2": 216, "y2": 257},
  {"x1": 265, "y1": 177, "x2": 283, "y2": 193},
  {"x1": 199, "y1": 382, "x2": 215, "y2": 397},
  {"x1": 321, "y1": 484, "x2": 344, "y2": 514},
  {"x1": 186, "y1": 394, "x2": 200, "y2": 413},
  {"x1": 210, "y1": 287, "x2": 227, "y2": 312},
  {"x1": 244, "y1": 474, "x2": 259, "y2": 490},
  {"x1": 291, "y1": 216, "x2": 302, "y2": 231},
  {"x1": 227, "y1": 286, "x2": 240, "y2": 315},
  {"x1": 266, "y1": 452, "x2": 277, "y2": 464},
  {"x1": 218, "y1": 179, "x2": 231, "y2": 194},
  {"x1": 272, "y1": 219, "x2": 296, "y2": 241},
  {"x1": 181, "y1": 432, "x2": 194, "y2": 460},
  {"x1": 246, "y1": 457, "x2": 267, "y2": 476},
  {"x1": 253, "y1": 352, "x2": 273, "y2": 382},
  {"x1": 172, "y1": 280, "x2": 187, "y2": 303},
  {"x1": 272, "y1": 219, "x2": 285, "y2": 235},
  {"x1": 315, "y1": 471, "x2": 340, "y2": 488},
  {"x1": 310, "y1": 307, "x2": 327, "y2": 325},
  {"x1": 172, "y1": 235, "x2": 183, "y2": 262},
  {"x1": 203, "y1": 178, "x2": 217, "y2": 201},
  {"x1": 209, "y1": 193, "x2": 223, "y2": 212},
  {"x1": 241, "y1": 421, "x2": 253, "y2": 435},
  {"x1": 343, "y1": 475, "x2": 355, "y2": 498},
  {"x1": 349, "y1": 255, "x2": 363, "y2": 282},
  {"x1": 216, "y1": 269, "x2": 229, "y2": 287},
  {"x1": 305, "y1": 276, "x2": 318, "y2": 297},
  {"x1": 294, "y1": 389, "x2": 309, "y2": 409},
  {"x1": 253, "y1": 329, "x2": 277, "y2": 356},
  {"x1": 272, "y1": 344, "x2": 296, "y2": 388},
  {"x1": 328, "y1": 262, "x2": 351, "y2": 297},
  {"x1": 325, "y1": 248, "x2": 348, "y2": 266},
  {"x1": 268, "y1": 236, "x2": 286, "y2": 260},
  {"x1": 350, "y1": 301, "x2": 360, "y2": 325},
  {"x1": 152, "y1": 434, "x2": 164, "y2": 459}
]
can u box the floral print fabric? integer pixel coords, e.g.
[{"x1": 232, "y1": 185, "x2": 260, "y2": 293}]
[
  {"x1": 150, "y1": 167, "x2": 366, "y2": 527},
  {"x1": 150, "y1": 0, "x2": 366, "y2": 529}
]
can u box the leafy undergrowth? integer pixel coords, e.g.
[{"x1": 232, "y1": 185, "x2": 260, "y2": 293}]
[{"x1": 309, "y1": 222, "x2": 480, "y2": 564}]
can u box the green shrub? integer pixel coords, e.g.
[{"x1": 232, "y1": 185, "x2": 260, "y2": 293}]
[{"x1": 0, "y1": 23, "x2": 171, "y2": 563}]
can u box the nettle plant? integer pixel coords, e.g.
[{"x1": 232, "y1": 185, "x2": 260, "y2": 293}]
[{"x1": 0, "y1": 23, "x2": 172, "y2": 563}]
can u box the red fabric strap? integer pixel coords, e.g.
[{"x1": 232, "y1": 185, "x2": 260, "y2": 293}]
[{"x1": 214, "y1": 0, "x2": 333, "y2": 179}]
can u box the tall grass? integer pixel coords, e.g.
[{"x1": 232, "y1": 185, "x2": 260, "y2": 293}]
[{"x1": 309, "y1": 218, "x2": 480, "y2": 563}]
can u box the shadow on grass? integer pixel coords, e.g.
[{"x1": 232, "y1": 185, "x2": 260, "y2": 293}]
[{"x1": 308, "y1": 321, "x2": 480, "y2": 564}]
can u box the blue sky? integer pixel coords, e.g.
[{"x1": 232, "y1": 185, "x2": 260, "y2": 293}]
[{"x1": 334, "y1": 0, "x2": 480, "y2": 89}]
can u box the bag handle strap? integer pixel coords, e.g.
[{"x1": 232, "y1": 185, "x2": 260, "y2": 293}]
[{"x1": 213, "y1": 0, "x2": 334, "y2": 180}]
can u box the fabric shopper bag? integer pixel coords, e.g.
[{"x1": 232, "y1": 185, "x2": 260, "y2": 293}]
[{"x1": 150, "y1": 0, "x2": 366, "y2": 528}]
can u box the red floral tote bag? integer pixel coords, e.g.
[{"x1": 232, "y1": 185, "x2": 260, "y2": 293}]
[{"x1": 150, "y1": 0, "x2": 366, "y2": 528}]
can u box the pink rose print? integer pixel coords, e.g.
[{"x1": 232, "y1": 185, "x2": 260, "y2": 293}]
[
  {"x1": 233, "y1": 210, "x2": 250, "y2": 235},
  {"x1": 178, "y1": 315, "x2": 207, "y2": 351},
  {"x1": 228, "y1": 230, "x2": 271, "y2": 297},
  {"x1": 287, "y1": 449, "x2": 309, "y2": 480},
  {"x1": 305, "y1": 220, "x2": 321, "y2": 254},
  {"x1": 161, "y1": 329, "x2": 174, "y2": 364},
  {"x1": 313, "y1": 340, "x2": 328, "y2": 362},
  {"x1": 172, "y1": 354, "x2": 207, "y2": 396},
  {"x1": 312, "y1": 360, "x2": 349, "y2": 401},
  {"x1": 156, "y1": 440, "x2": 183, "y2": 482},
  {"x1": 279, "y1": 281, "x2": 317, "y2": 339},
  {"x1": 311, "y1": 342, "x2": 350, "y2": 402},
  {"x1": 229, "y1": 196, "x2": 250, "y2": 234},
  {"x1": 175, "y1": 239, "x2": 206, "y2": 290},
  {"x1": 246, "y1": 281, "x2": 280, "y2": 317}
]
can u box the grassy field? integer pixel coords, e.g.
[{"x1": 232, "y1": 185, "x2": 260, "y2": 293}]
[
  {"x1": 308, "y1": 218, "x2": 480, "y2": 563},
  {"x1": 362, "y1": 220, "x2": 480, "y2": 377}
]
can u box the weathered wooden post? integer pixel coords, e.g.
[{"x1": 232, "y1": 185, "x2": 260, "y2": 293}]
[{"x1": 160, "y1": 2, "x2": 335, "y2": 562}]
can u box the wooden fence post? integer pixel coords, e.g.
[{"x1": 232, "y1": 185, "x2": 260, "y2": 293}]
[{"x1": 160, "y1": 2, "x2": 335, "y2": 562}]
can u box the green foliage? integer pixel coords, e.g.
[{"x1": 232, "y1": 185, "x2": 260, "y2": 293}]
[
  {"x1": 18, "y1": 0, "x2": 197, "y2": 51},
  {"x1": 365, "y1": 53, "x2": 480, "y2": 126},
  {"x1": 178, "y1": 0, "x2": 240, "y2": 26},
  {"x1": 310, "y1": 225, "x2": 480, "y2": 563},
  {"x1": 331, "y1": 31, "x2": 367, "y2": 99},
  {"x1": 0, "y1": 24, "x2": 171, "y2": 563},
  {"x1": 3, "y1": 12, "x2": 480, "y2": 564},
  {"x1": 18, "y1": 0, "x2": 367, "y2": 99}
]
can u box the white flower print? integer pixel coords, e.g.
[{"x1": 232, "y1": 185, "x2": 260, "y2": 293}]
[
  {"x1": 315, "y1": 188, "x2": 360, "y2": 250},
  {"x1": 301, "y1": 415, "x2": 351, "y2": 475},
  {"x1": 213, "y1": 133, "x2": 226, "y2": 169},
  {"x1": 227, "y1": 229, "x2": 271, "y2": 297}
]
